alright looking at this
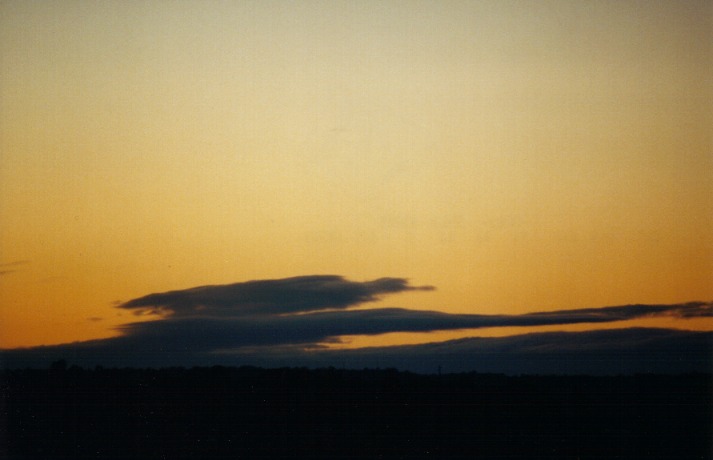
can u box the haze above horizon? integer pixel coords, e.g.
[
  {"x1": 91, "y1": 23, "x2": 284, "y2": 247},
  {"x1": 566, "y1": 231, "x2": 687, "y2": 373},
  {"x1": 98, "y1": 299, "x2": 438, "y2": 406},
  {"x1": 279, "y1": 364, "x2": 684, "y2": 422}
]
[{"x1": 1, "y1": 1, "x2": 711, "y2": 353}]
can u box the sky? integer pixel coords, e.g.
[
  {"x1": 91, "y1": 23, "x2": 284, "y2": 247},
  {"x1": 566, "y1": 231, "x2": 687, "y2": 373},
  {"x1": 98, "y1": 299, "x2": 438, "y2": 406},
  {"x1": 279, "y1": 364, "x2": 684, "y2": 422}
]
[{"x1": 1, "y1": 1, "x2": 711, "y2": 371}]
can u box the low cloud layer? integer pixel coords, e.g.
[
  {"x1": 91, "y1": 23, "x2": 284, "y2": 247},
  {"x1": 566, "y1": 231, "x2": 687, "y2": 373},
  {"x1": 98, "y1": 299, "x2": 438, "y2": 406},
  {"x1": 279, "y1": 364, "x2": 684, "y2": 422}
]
[
  {"x1": 2, "y1": 275, "x2": 712, "y2": 373},
  {"x1": 120, "y1": 275, "x2": 435, "y2": 317},
  {"x1": 114, "y1": 273, "x2": 712, "y2": 352},
  {"x1": 114, "y1": 301, "x2": 713, "y2": 352},
  {"x1": 229, "y1": 327, "x2": 713, "y2": 375}
]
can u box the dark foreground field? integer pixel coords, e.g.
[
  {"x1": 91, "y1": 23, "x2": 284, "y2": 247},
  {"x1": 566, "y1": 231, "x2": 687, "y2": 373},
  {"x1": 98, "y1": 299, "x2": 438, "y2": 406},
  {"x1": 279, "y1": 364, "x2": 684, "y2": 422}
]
[{"x1": 2, "y1": 366, "x2": 711, "y2": 459}]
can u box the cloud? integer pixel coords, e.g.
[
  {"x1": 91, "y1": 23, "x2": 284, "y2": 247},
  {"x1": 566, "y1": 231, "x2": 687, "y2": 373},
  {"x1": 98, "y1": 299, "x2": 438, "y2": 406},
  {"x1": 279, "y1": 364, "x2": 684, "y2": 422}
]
[
  {"x1": 524, "y1": 302, "x2": 713, "y2": 320},
  {"x1": 111, "y1": 300, "x2": 713, "y2": 352},
  {"x1": 3, "y1": 328, "x2": 710, "y2": 375},
  {"x1": 2, "y1": 274, "x2": 711, "y2": 373},
  {"x1": 118, "y1": 275, "x2": 435, "y2": 317},
  {"x1": 309, "y1": 327, "x2": 713, "y2": 374},
  {"x1": 0, "y1": 260, "x2": 29, "y2": 276},
  {"x1": 0, "y1": 260, "x2": 30, "y2": 267}
]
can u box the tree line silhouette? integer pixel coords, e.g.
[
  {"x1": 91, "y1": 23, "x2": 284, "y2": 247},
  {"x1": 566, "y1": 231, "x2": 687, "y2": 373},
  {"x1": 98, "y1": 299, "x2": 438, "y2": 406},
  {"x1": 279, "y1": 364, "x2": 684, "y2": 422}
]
[{"x1": 2, "y1": 364, "x2": 711, "y2": 459}]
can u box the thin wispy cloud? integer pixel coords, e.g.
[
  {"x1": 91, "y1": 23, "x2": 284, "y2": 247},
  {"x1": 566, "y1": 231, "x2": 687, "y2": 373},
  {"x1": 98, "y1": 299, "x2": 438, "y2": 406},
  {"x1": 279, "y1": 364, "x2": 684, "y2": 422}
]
[{"x1": 0, "y1": 260, "x2": 29, "y2": 276}]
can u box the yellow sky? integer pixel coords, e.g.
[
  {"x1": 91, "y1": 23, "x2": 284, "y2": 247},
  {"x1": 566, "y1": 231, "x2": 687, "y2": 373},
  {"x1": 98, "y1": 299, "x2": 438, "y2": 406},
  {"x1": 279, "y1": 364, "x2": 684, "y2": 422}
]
[{"x1": 1, "y1": 1, "x2": 711, "y2": 348}]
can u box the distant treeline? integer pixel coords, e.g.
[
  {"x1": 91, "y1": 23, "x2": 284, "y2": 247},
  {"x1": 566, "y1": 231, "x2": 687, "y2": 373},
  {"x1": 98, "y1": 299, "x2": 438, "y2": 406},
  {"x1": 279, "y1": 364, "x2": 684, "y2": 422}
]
[{"x1": 2, "y1": 365, "x2": 711, "y2": 459}]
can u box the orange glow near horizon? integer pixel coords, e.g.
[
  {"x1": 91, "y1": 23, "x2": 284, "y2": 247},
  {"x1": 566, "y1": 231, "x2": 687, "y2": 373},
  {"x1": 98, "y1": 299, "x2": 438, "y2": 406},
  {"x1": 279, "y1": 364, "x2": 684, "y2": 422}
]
[{"x1": 1, "y1": 1, "x2": 711, "y2": 349}]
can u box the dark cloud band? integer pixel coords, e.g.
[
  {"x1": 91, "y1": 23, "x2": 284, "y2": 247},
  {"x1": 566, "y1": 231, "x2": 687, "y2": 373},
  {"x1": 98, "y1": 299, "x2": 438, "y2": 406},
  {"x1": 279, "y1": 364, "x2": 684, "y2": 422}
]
[
  {"x1": 3, "y1": 274, "x2": 711, "y2": 372},
  {"x1": 119, "y1": 275, "x2": 435, "y2": 317},
  {"x1": 113, "y1": 302, "x2": 713, "y2": 351},
  {"x1": 75, "y1": 273, "x2": 713, "y2": 350}
]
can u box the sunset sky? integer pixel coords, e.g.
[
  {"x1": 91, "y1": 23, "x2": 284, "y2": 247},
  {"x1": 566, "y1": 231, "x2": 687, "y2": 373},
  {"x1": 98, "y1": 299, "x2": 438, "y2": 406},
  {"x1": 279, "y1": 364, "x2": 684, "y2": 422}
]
[{"x1": 1, "y1": 1, "x2": 711, "y2": 365}]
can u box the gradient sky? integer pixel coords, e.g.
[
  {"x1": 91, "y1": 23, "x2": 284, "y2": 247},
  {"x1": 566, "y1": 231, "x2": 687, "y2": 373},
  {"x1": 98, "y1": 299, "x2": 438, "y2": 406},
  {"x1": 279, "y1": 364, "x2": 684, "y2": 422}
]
[{"x1": 1, "y1": 1, "x2": 711, "y2": 350}]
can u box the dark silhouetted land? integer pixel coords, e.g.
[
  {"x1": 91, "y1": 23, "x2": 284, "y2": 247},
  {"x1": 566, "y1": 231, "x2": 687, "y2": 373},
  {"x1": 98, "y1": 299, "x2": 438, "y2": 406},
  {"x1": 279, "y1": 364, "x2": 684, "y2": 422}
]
[{"x1": 2, "y1": 365, "x2": 711, "y2": 459}]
